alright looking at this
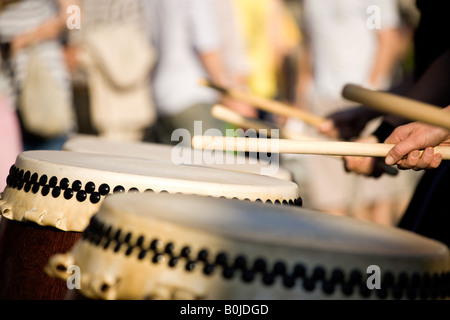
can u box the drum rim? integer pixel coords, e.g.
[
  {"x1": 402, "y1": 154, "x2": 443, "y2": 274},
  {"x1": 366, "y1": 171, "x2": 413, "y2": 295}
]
[{"x1": 4, "y1": 164, "x2": 303, "y2": 206}]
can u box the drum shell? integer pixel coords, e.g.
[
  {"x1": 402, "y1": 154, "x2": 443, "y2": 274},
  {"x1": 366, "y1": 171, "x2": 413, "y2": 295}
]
[{"x1": 0, "y1": 218, "x2": 80, "y2": 300}]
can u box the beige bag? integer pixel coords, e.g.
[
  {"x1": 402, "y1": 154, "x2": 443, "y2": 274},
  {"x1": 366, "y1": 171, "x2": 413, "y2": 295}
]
[
  {"x1": 79, "y1": 23, "x2": 156, "y2": 142},
  {"x1": 19, "y1": 46, "x2": 73, "y2": 138}
]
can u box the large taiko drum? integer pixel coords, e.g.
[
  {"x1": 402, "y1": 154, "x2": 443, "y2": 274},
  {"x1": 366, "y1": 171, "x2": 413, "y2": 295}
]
[
  {"x1": 47, "y1": 192, "x2": 450, "y2": 300},
  {"x1": 62, "y1": 134, "x2": 293, "y2": 181},
  {"x1": 0, "y1": 150, "x2": 301, "y2": 299}
]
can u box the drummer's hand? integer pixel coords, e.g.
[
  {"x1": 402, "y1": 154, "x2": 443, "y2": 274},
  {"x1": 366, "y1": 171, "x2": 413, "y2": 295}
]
[
  {"x1": 317, "y1": 119, "x2": 340, "y2": 140},
  {"x1": 344, "y1": 155, "x2": 376, "y2": 176},
  {"x1": 319, "y1": 106, "x2": 374, "y2": 141},
  {"x1": 343, "y1": 135, "x2": 387, "y2": 177},
  {"x1": 220, "y1": 95, "x2": 258, "y2": 119},
  {"x1": 385, "y1": 121, "x2": 450, "y2": 170}
]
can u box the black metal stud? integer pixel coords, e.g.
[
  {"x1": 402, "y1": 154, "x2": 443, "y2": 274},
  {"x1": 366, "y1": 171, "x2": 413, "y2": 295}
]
[
  {"x1": 72, "y1": 180, "x2": 82, "y2": 192},
  {"x1": 64, "y1": 188, "x2": 74, "y2": 200},
  {"x1": 85, "y1": 182, "x2": 96, "y2": 193},
  {"x1": 52, "y1": 187, "x2": 61, "y2": 198},
  {"x1": 99, "y1": 183, "x2": 110, "y2": 196},
  {"x1": 76, "y1": 190, "x2": 87, "y2": 202},
  {"x1": 113, "y1": 185, "x2": 125, "y2": 193},
  {"x1": 60, "y1": 178, "x2": 70, "y2": 190},
  {"x1": 49, "y1": 176, "x2": 58, "y2": 188},
  {"x1": 39, "y1": 175, "x2": 48, "y2": 186},
  {"x1": 41, "y1": 185, "x2": 50, "y2": 196},
  {"x1": 90, "y1": 192, "x2": 101, "y2": 204}
]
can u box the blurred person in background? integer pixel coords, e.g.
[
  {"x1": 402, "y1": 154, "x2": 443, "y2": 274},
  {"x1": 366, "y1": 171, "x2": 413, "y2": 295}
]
[
  {"x1": 212, "y1": 0, "x2": 257, "y2": 120},
  {"x1": 291, "y1": 0, "x2": 415, "y2": 226},
  {"x1": 0, "y1": 0, "x2": 77, "y2": 151},
  {"x1": 233, "y1": 0, "x2": 302, "y2": 122},
  {"x1": 66, "y1": 0, "x2": 157, "y2": 142},
  {"x1": 0, "y1": 54, "x2": 22, "y2": 192},
  {"x1": 142, "y1": 0, "x2": 254, "y2": 146}
]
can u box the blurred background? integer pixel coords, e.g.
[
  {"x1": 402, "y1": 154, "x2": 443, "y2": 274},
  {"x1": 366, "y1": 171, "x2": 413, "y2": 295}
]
[{"x1": 0, "y1": 0, "x2": 423, "y2": 226}]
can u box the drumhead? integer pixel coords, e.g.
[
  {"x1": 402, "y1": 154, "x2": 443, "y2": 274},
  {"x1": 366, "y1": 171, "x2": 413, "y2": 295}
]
[
  {"x1": 47, "y1": 192, "x2": 450, "y2": 300},
  {"x1": 0, "y1": 151, "x2": 301, "y2": 231},
  {"x1": 63, "y1": 134, "x2": 293, "y2": 181}
]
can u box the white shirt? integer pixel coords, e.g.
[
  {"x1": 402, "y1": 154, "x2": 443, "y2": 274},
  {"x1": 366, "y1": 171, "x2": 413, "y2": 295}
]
[
  {"x1": 303, "y1": 0, "x2": 400, "y2": 101},
  {"x1": 143, "y1": 0, "x2": 221, "y2": 116}
]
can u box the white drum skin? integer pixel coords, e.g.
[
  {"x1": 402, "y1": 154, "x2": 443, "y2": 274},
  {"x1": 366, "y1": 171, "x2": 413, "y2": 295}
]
[{"x1": 63, "y1": 134, "x2": 294, "y2": 181}]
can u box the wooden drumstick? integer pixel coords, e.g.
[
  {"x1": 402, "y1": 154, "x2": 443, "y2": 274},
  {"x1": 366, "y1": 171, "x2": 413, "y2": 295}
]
[
  {"x1": 211, "y1": 104, "x2": 278, "y2": 136},
  {"x1": 210, "y1": 104, "x2": 399, "y2": 175},
  {"x1": 342, "y1": 84, "x2": 450, "y2": 131},
  {"x1": 211, "y1": 104, "x2": 317, "y2": 141},
  {"x1": 200, "y1": 79, "x2": 326, "y2": 127},
  {"x1": 192, "y1": 136, "x2": 450, "y2": 159}
]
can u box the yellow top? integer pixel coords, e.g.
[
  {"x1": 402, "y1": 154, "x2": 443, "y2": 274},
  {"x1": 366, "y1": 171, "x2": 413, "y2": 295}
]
[{"x1": 233, "y1": 0, "x2": 302, "y2": 98}]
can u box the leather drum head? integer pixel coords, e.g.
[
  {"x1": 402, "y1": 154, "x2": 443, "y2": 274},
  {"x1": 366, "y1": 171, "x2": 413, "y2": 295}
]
[{"x1": 63, "y1": 134, "x2": 293, "y2": 181}]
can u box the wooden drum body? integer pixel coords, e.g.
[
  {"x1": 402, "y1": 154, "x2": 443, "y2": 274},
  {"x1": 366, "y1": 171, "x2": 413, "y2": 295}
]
[{"x1": 0, "y1": 219, "x2": 80, "y2": 299}]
